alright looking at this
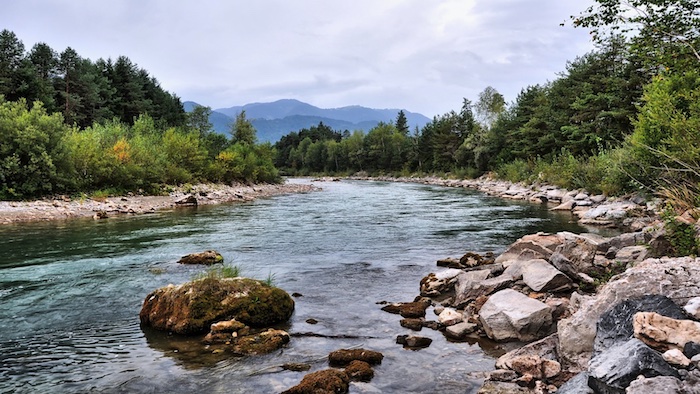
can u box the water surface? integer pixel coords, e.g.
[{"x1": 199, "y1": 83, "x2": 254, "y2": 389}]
[{"x1": 0, "y1": 179, "x2": 606, "y2": 393}]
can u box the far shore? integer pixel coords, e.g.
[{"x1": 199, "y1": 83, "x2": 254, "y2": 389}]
[{"x1": 0, "y1": 181, "x2": 317, "y2": 225}]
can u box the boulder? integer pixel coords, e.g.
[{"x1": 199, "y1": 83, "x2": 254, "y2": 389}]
[
  {"x1": 550, "y1": 233, "x2": 603, "y2": 279},
  {"x1": 552, "y1": 200, "x2": 576, "y2": 211},
  {"x1": 685, "y1": 342, "x2": 700, "y2": 358},
  {"x1": 594, "y1": 295, "x2": 688, "y2": 355},
  {"x1": 328, "y1": 349, "x2": 383, "y2": 367},
  {"x1": 453, "y1": 271, "x2": 513, "y2": 308},
  {"x1": 479, "y1": 289, "x2": 553, "y2": 342},
  {"x1": 175, "y1": 195, "x2": 198, "y2": 206},
  {"x1": 633, "y1": 311, "x2": 700, "y2": 352},
  {"x1": 381, "y1": 300, "x2": 430, "y2": 318},
  {"x1": 444, "y1": 321, "x2": 478, "y2": 339},
  {"x1": 344, "y1": 360, "x2": 374, "y2": 382},
  {"x1": 626, "y1": 376, "x2": 686, "y2": 394},
  {"x1": 557, "y1": 257, "x2": 700, "y2": 371},
  {"x1": 662, "y1": 348, "x2": 691, "y2": 367},
  {"x1": 507, "y1": 355, "x2": 561, "y2": 380},
  {"x1": 438, "y1": 308, "x2": 463, "y2": 326},
  {"x1": 419, "y1": 269, "x2": 462, "y2": 297},
  {"x1": 177, "y1": 250, "x2": 224, "y2": 265},
  {"x1": 588, "y1": 338, "x2": 679, "y2": 393},
  {"x1": 281, "y1": 369, "x2": 350, "y2": 394},
  {"x1": 494, "y1": 233, "x2": 561, "y2": 266},
  {"x1": 521, "y1": 259, "x2": 573, "y2": 292},
  {"x1": 612, "y1": 245, "x2": 648, "y2": 265},
  {"x1": 452, "y1": 269, "x2": 491, "y2": 306},
  {"x1": 400, "y1": 318, "x2": 424, "y2": 331},
  {"x1": 402, "y1": 335, "x2": 433, "y2": 349},
  {"x1": 139, "y1": 277, "x2": 295, "y2": 334},
  {"x1": 556, "y1": 372, "x2": 593, "y2": 394},
  {"x1": 496, "y1": 334, "x2": 559, "y2": 370}
]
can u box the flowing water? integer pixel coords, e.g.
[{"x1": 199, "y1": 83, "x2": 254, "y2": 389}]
[{"x1": 0, "y1": 179, "x2": 611, "y2": 393}]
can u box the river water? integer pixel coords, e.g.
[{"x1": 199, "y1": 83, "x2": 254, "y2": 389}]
[{"x1": 0, "y1": 179, "x2": 607, "y2": 394}]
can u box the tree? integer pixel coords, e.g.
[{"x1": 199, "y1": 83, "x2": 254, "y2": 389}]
[
  {"x1": 395, "y1": 110, "x2": 410, "y2": 135},
  {"x1": 572, "y1": 0, "x2": 700, "y2": 72},
  {"x1": 230, "y1": 110, "x2": 257, "y2": 146},
  {"x1": 475, "y1": 86, "x2": 506, "y2": 129},
  {"x1": 0, "y1": 29, "x2": 26, "y2": 101},
  {"x1": 187, "y1": 105, "x2": 213, "y2": 136}
]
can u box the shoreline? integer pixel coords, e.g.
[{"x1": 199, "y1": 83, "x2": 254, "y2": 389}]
[{"x1": 0, "y1": 181, "x2": 317, "y2": 225}]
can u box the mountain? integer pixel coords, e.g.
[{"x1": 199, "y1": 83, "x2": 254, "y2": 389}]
[{"x1": 184, "y1": 99, "x2": 431, "y2": 143}]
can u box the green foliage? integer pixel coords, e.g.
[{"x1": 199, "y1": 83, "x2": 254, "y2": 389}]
[
  {"x1": 230, "y1": 110, "x2": 257, "y2": 146},
  {"x1": 661, "y1": 204, "x2": 700, "y2": 256},
  {"x1": 194, "y1": 264, "x2": 242, "y2": 281}
]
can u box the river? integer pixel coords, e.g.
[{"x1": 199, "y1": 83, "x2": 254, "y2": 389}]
[{"x1": 0, "y1": 179, "x2": 609, "y2": 393}]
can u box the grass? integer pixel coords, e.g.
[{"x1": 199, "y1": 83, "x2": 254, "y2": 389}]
[{"x1": 194, "y1": 264, "x2": 242, "y2": 281}]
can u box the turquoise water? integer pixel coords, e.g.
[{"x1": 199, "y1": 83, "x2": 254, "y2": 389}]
[{"x1": 0, "y1": 179, "x2": 602, "y2": 393}]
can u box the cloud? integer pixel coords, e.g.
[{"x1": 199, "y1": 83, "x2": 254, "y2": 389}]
[{"x1": 1, "y1": 0, "x2": 596, "y2": 116}]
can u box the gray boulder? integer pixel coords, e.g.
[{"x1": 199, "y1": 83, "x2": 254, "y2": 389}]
[
  {"x1": 453, "y1": 274, "x2": 514, "y2": 308},
  {"x1": 521, "y1": 259, "x2": 573, "y2": 292},
  {"x1": 479, "y1": 289, "x2": 553, "y2": 342}
]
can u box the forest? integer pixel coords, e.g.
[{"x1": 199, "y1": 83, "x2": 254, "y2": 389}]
[{"x1": 1, "y1": 0, "x2": 700, "y2": 210}]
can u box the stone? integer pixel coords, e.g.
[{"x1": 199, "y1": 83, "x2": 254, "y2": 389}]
[
  {"x1": 507, "y1": 355, "x2": 561, "y2": 379},
  {"x1": 594, "y1": 295, "x2": 688, "y2": 355},
  {"x1": 626, "y1": 376, "x2": 686, "y2": 394},
  {"x1": 231, "y1": 329, "x2": 290, "y2": 355},
  {"x1": 494, "y1": 233, "x2": 561, "y2": 266},
  {"x1": 281, "y1": 369, "x2": 350, "y2": 394},
  {"x1": 452, "y1": 269, "x2": 491, "y2": 307},
  {"x1": 613, "y1": 245, "x2": 649, "y2": 265},
  {"x1": 438, "y1": 308, "x2": 463, "y2": 326},
  {"x1": 588, "y1": 338, "x2": 679, "y2": 393},
  {"x1": 177, "y1": 250, "x2": 224, "y2": 265},
  {"x1": 633, "y1": 311, "x2": 700, "y2": 352},
  {"x1": 328, "y1": 349, "x2": 383, "y2": 367},
  {"x1": 574, "y1": 193, "x2": 589, "y2": 201},
  {"x1": 496, "y1": 334, "x2": 559, "y2": 372},
  {"x1": 556, "y1": 372, "x2": 593, "y2": 394},
  {"x1": 684, "y1": 297, "x2": 700, "y2": 319},
  {"x1": 460, "y1": 251, "x2": 493, "y2": 267},
  {"x1": 381, "y1": 300, "x2": 430, "y2": 318},
  {"x1": 521, "y1": 259, "x2": 573, "y2": 292},
  {"x1": 344, "y1": 360, "x2": 374, "y2": 382},
  {"x1": 139, "y1": 277, "x2": 295, "y2": 335},
  {"x1": 175, "y1": 195, "x2": 198, "y2": 206},
  {"x1": 557, "y1": 257, "x2": 700, "y2": 371},
  {"x1": 477, "y1": 381, "x2": 532, "y2": 393},
  {"x1": 453, "y1": 274, "x2": 514, "y2": 308},
  {"x1": 550, "y1": 234, "x2": 601, "y2": 279},
  {"x1": 551, "y1": 200, "x2": 576, "y2": 211},
  {"x1": 662, "y1": 348, "x2": 691, "y2": 367},
  {"x1": 546, "y1": 297, "x2": 571, "y2": 320},
  {"x1": 479, "y1": 289, "x2": 553, "y2": 342},
  {"x1": 444, "y1": 321, "x2": 478, "y2": 339},
  {"x1": 282, "y1": 363, "x2": 311, "y2": 372},
  {"x1": 684, "y1": 341, "x2": 700, "y2": 358},
  {"x1": 400, "y1": 318, "x2": 424, "y2": 331},
  {"x1": 419, "y1": 269, "x2": 462, "y2": 297},
  {"x1": 487, "y1": 369, "x2": 518, "y2": 382},
  {"x1": 403, "y1": 335, "x2": 432, "y2": 348}
]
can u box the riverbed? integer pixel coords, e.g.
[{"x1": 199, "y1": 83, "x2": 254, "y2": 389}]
[{"x1": 0, "y1": 179, "x2": 610, "y2": 393}]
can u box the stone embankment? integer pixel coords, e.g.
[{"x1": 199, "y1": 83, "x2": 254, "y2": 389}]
[
  {"x1": 367, "y1": 175, "x2": 700, "y2": 392},
  {"x1": 0, "y1": 182, "x2": 316, "y2": 224}
]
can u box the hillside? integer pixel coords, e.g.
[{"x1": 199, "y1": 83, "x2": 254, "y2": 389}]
[{"x1": 184, "y1": 99, "x2": 431, "y2": 142}]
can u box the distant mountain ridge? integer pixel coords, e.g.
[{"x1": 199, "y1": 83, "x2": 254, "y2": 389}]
[{"x1": 183, "y1": 99, "x2": 431, "y2": 143}]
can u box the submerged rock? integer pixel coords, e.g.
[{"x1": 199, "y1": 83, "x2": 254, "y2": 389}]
[
  {"x1": 139, "y1": 277, "x2": 295, "y2": 335},
  {"x1": 328, "y1": 348, "x2": 384, "y2": 367},
  {"x1": 281, "y1": 369, "x2": 350, "y2": 394}
]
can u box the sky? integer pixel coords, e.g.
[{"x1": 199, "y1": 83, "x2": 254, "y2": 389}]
[{"x1": 2, "y1": 0, "x2": 597, "y2": 118}]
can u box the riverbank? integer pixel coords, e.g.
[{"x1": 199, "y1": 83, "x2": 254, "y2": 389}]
[{"x1": 0, "y1": 181, "x2": 317, "y2": 225}]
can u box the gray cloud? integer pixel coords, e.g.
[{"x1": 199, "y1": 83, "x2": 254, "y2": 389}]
[{"x1": 1, "y1": 0, "x2": 595, "y2": 117}]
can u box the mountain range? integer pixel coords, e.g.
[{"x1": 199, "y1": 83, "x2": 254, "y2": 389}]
[{"x1": 183, "y1": 99, "x2": 431, "y2": 143}]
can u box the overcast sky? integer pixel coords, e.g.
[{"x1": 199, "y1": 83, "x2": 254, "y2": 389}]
[{"x1": 3, "y1": 0, "x2": 596, "y2": 117}]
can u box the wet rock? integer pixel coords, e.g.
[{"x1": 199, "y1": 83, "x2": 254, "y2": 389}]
[
  {"x1": 93, "y1": 210, "x2": 108, "y2": 219},
  {"x1": 231, "y1": 328, "x2": 290, "y2": 355},
  {"x1": 282, "y1": 363, "x2": 311, "y2": 372},
  {"x1": 396, "y1": 334, "x2": 433, "y2": 348},
  {"x1": 177, "y1": 250, "x2": 224, "y2": 265},
  {"x1": 588, "y1": 338, "x2": 679, "y2": 393},
  {"x1": 328, "y1": 349, "x2": 383, "y2": 367},
  {"x1": 281, "y1": 368, "x2": 350, "y2": 394},
  {"x1": 344, "y1": 360, "x2": 374, "y2": 382},
  {"x1": 306, "y1": 318, "x2": 318, "y2": 324},
  {"x1": 479, "y1": 289, "x2": 553, "y2": 342},
  {"x1": 139, "y1": 277, "x2": 295, "y2": 334},
  {"x1": 419, "y1": 269, "x2": 462, "y2": 297},
  {"x1": 381, "y1": 300, "x2": 431, "y2": 318},
  {"x1": 594, "y1": 295, "x2": 688, "y2": 355},
  {"x1": 445, "y1": 321, "x2": 478, "y2": 339},
  {"x1": 685, "y1": 297, "x2": 700, "y2": 319},
  {"x1": 633, "y1": 311, "x2": 700, "y2": 352},
  {"x1": 557, "y1": 258, "x2": 700, "y2": 370},
  {"x1": 521, "y1": 259, "x2": 573, "y2": 292},
  {"x1": 175, "y1": 195, "x2": 198, "y2": 206},
  {"x1": 459, "y1": 251, "x2": 494, "y2": 267},
  {"x1": 400, "y1": 318, "x2": 424, "y2": 331}
]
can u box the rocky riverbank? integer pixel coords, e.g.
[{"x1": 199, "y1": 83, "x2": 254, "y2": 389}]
[{"x1": 0, "y1": 182, "x2": 317, "y2": 224}]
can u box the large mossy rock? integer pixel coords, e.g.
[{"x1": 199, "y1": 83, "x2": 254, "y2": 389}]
[{"x1": 139, "y1": 277, "x2": 295, "y2": 335}]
